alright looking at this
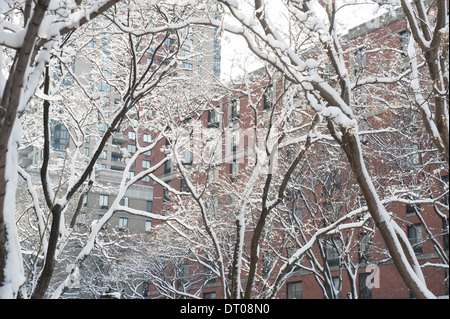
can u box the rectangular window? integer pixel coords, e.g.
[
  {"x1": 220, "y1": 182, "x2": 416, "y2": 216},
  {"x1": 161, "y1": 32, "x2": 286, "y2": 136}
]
[
  {"x1": 142, "y1": 160, "x2": 151, "y2": 169},
  {"x1": 230, "y1": 99, "x2": 240, "y2": 120},
  {"x1": 119, "y1": 217, "x2": 128, "y2": 231},
  {"x1": 203, "y1": 292, "x2": 216, "y2": 299},
  {"x1": 208, "y1": 108, "x2": 220, "y2": 128},
  {"x1": 181, "y1": 62, "x2": 192, "y2": 70},
  {"x1": 99, "y1": 150, "x2": 107, "y2": 160},
  {"x1": 128, "y1": 131, "x2": 136, "y2": 140},
  {"x1": 120, "y1": 197, "x2": 129, "y2": 207},
  {"x1": 143, "y1": 134, "x2": 152, "y2": 143},
  {"x1": 76, "y1": 211, "x2": 87, "y2": 227},
  {"x1": 164, "y1": 158, "x2": 172, "y2": 174},
  {"x1": 127, "y1": 144, "x2": 136, "y2": 154},
  {"x1": 359, "y1": 273, "x2": 372, "y2": 299},
  {"x1": 145, "y1": 220, "x2": 152, "y2": 233},
  {"x1": 287, "y1": 281, "x2": 302, "y2": 299},
  {"x1": 111, "y1": 152, "x2": 121, "y2": 162},
  {"x1": 232, "y1": 129, "x2": 239, "y2": 153},
  {"x1": 230, "y1": 160, "x2": 238, "y2": 180},
  {"x1": 408, "y1": 223, "x2": 423, "y2": 254},
  {"x1": 84, "y1": 147, "x2": 90, "y2": 157},
  {"x1": 99, "y1": 194, "x2": 109, "y2": 210},
  {"x1": 263, "y1": 85, "x2": 273, "y2": 110},
  {"x1": 325, "y1": 240, "x2": 340, "y2": 267},
  {"x1": 262, "y1": 250, "x2": 272, "y2": 275},
  {"x1": 399, "y1": 30, "x2": 409, "y2": 53},
  {"x1": 358, "y1": 233, "x2": 372, "y2": 263},
  {"x1": 163, "y1": 181, "x2": 171, "y2": 202},
  {"x1": 146, "y1": 200, "x2": 153, "y2": 213},
  {"x1": 332, "y1": 277, "x2": 342, "y2": 299},
  {"x1": 354, "y1": 47, "x2": 366, "y2": 75}
]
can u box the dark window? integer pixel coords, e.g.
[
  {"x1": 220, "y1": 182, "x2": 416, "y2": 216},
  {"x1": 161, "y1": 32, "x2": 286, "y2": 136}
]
[
  {"x1": 263, "y1": 85, "x2": 273, "y2": 110},
  {"x1": 50, "y1": 121, "x2": 70, "y2": 151},
  {"x1": 208, "y1": 108, "x2": 220, "y2": 128},
  {"x1": 359, "y1": 273, "x2": 372, "y2": 299},
  {"x1": 230, "y1": 99, "x2": 240, "y2": 120},
  {"x1": 354, "y1": 48, "x2": 366, "y2": 75},
  {"x1": 358, "y1": 233, "x2": 372, "y2": 263},
  {"x1": 146, "y1": 200, "x2": 153, "y2": 213},
  {"x1": 408, "y1": 224, "x2": 423, "y2": 254},
  {"x1": 287, "y1": 281, "x2": 302, "y2": 299},
  {"x1": 325, "y1": 240, "x2": 340, "y2": 267}
]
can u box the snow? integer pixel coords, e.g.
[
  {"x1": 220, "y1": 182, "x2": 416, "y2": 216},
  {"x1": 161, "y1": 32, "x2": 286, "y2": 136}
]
[
  {"x1": 321, "y1": 106, "x2": 357, "y2": 129},
  {"x1": 0, "y1": 120, "x2": 25, "y2": 299}
]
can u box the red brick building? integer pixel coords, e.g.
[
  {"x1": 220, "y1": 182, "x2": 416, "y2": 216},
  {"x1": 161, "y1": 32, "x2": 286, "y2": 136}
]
[{"x1": 144, "y1": 6, "x2": 448, "y2": 299}]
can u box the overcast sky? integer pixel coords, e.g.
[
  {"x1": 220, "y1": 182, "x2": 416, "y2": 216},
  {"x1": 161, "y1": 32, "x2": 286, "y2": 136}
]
[{"x1": 220, "y1": 0, "x2": 389, "y2": 81}]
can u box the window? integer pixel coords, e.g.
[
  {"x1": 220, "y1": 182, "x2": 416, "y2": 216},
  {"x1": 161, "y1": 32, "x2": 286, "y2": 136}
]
[
  {"x1": 359, "y1": 273, "x2": 372, "y2": 299},
  {"x1": 84, "y1": 147, "x2": 90, "y2": 157},
  {"x1": 118, "y1": 217, "x2": 128, "y2": 231},
  {"x1": 181, "y1": 62, "x2": 192, "y2": 70},
  {"x1": 127, "y1": 144, "x2": 136, "y2": 154},
  {"x1": 232, "y1": 129, "x2": 239, "y2": 153},
  {"x1": 203, "y1": 292, "x2": 216, "y2": 299},
  {"x1": 76, "y1": 212, "x2": 87, "y2": 227},
  {"x1": 120, "y1": 197, "x2": 129, "y2": 207},
  {"x1": 142, "y1": 160, "x2": 151, "y2": 169},
  {"x1": 354, "y1": 47, "x2": 366, "y2": 75},
  {"x1": 407, "y1": 144, "x2": 420, "y2": 167},
  {"x1": 82, "y1": 194, "x2": 88, "y2": 207},
  {"x1": 181, "y1": 179, "x2": 190, "y2": 193},
  {"x1": 323, "y1": 63, "x2": 335, "y2": 80},
  {"x1": 50, "y1": 121, "x2": 70, "y2": 152},
  {"x1": 99, "y1": 194, "x2": 109, "y2": 209},
  {"x1": 399, "y1": 30, "x2": 409, "y2": 54},
  {"x1": 287, "y1": 281, "x2": 302, "y2": 299},
  {"x1": 111, "y1": 152, "x2": 121, "y2": 162},
  {"x1": 128, "y1": 131, "x2": 136, "y2": 140},
  {"x1": 145, "y1": 220, "x2": 152, "y2": 233},
  {"x1": 408, "y1": 223, "x2": 423, "y2": 254},
  {"x1": 99, "y1": 150, "x2": 107, "y2": 160},
  {"x1": 358, "y1": 233, "x2": 372, "y2": 263},
  {"x1": 143, "y1": 134, "x2": 152, "y2": 143},
  {"x1": 208, "y1": 108, "x2": 220, "y2": 128},
  {"x1": 263, "y1": 85, "x2": 273, "y2": 110},
  {"x1": 406, "y1": 190, "x2": 421, "y2": 215},
  {"x1": 146, "y1": 201, "x2": 153, "y2": 213},
  {"x1": 164, "y1": 158, "x2": 172, "y2": 174},
  {"x1": 207, "y1": 167, "x2": 219, "y2": 183},
  {"x1": 98, "y1": 82, "x2": 110, "y2": 92},
  {"x1": 332, "y1": 277, "x2": 342, "y2": 299},
  {"x1": 144, "y1": 149, "x2": 152, "y2": 156},
  {"x1": 182, "y1": 49, "x2": 191, "y2": 57},
  {"x1": 230, "y1": 99, "x2": 240, "y2": 120},
  {"x1": 230, "y1": 160, "x2": 238, "y2": 180},
  {"x1": 325, "y1": 240, "x2": 340, "y2": 267},
  {"x1": 163, "y1": 181, "x2": 171, "y2": 202},
  {"x1": 442, "y1": 175, "x2": 449, "y2": 206},
  {"x1": 262, "y1": 250, "x2": 272, "y2": 275},
  {"x1": 127, "y1": 171, "x2": 135, "y2": 180}
]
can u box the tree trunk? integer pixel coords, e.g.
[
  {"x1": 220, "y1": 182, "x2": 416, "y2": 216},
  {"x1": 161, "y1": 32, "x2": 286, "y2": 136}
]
[
  {"x1": 339, "y1": 129, "x2": 434, "y2": 299},
  {"x1": 0, "y1": 0, "x2": 50, "y2": 297}
]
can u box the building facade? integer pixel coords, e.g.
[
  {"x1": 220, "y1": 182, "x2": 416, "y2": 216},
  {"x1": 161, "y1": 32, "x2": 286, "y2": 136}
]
[{"x1": 145, "y1": 4, "x2": 448, "y2": 299}]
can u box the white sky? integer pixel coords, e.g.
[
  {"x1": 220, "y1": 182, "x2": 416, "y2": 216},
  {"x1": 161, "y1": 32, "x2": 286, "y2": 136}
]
[{"x1": 220, "y1": 0, "x2": 388, "y2": 81}]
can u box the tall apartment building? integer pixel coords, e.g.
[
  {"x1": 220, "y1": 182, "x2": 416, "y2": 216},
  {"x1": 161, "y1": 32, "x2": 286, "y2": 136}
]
[{"x1": 17, "y1": 6, "x2": 222, "y2": 236}]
